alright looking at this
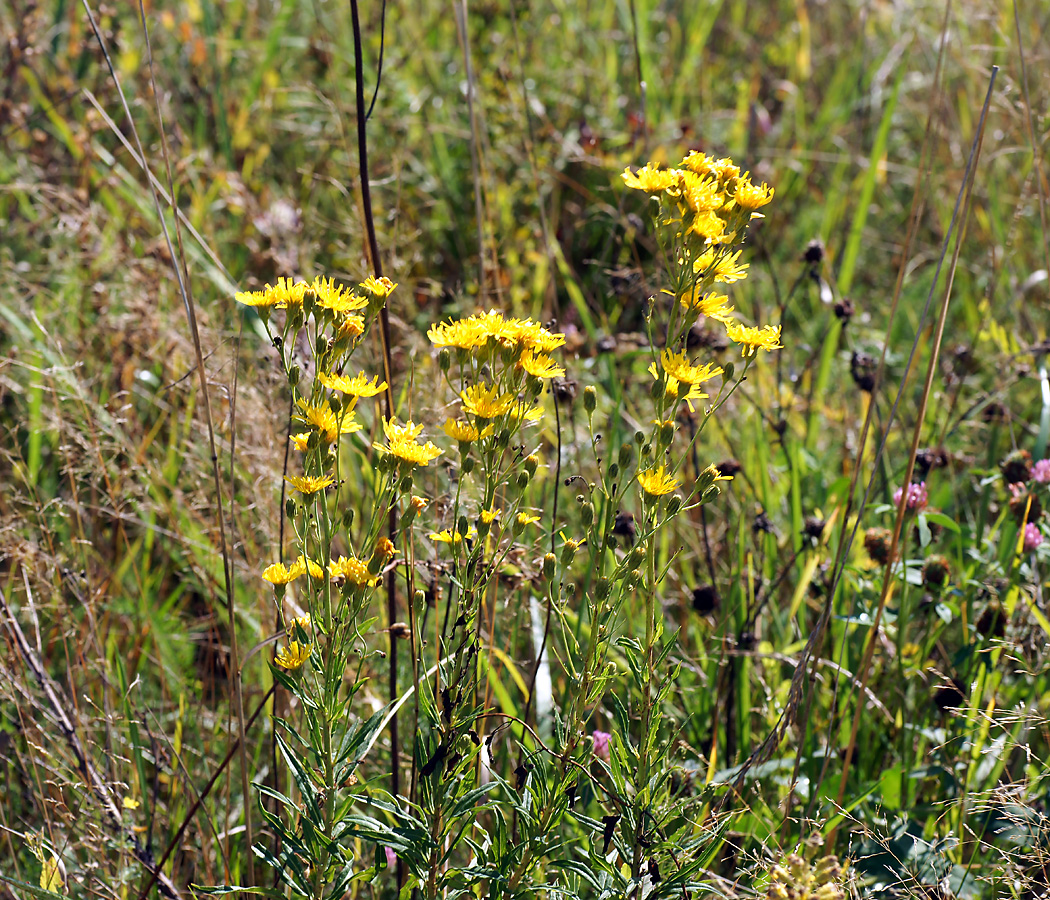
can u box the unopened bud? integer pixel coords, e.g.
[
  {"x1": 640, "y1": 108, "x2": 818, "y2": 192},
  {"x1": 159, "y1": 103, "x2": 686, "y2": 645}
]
[
  {"x1": 658, "y1": 421, "x2": 675, "y2": 447},
  {"x1": 608, "y1": 462, "x2": 620, "y2": 480},
  {"x1": 288, "y1": 364, "x2": 301, "y2": 386},
  {"x1": 286, "y1": 499, "x2": 298, "y2": 519},
  {"x1": 618, "y1": 443, "x2": 633, "y2": 468},
  {"x1": 581, "y1": 502, "x2": 594, "y2": 527},
  {"x1": 595, "y1": 577, "x2": 612, "y2": 601},
  {"x1": 399, "y1": 474, "x2": 413, "y2": 494},
  {"x1": 463, "y1": 457, "x2": 475, "y2": 475},
  {"x1": 584, "y1": 386, "x2": 597, "y2": 414},
  {"x1": 561, "y1": 539, "x2": 581, "y2": 567},
  {"x1": 666, "y1": 495, "x2": 682, "y2": 515},
  {"x1": 542, "y1": 553, "x2": 557, "y2": 579},
  {"x1": 516, "y1": 471, "x2": 529, "y2": 490},
  {"x1": 524, "y1": 454, "x2": 539, "y2": 476},
  {"x1": 438, "y1": 348, "x2": 452, "y2": 372},
  {"x1": 342, "y1": 507, "x2": 355, "y2": 530},
  {"x1": 457, "y1": 515, "x2": 469, "y2": 538}
]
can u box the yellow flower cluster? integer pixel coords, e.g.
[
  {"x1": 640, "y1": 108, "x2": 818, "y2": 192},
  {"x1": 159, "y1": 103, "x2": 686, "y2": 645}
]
[
  {"x1": 381, "y1": 418, "x2": 443, "y2": 467},
  {"x1": 624, "y1": 155, "x2": 781, "y2": 360},
  {"x1": 428, "y1": 309, "x2": 564, "y2": 355}
]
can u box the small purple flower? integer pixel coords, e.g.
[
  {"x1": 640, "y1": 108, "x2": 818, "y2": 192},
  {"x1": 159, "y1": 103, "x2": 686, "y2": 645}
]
[
  {"x1": 1024, "y1": 523, "x2": 1043, "y2": 552},
  {"x1": 1033, "y1": 459, "x2": 1050, "y2": 484},
  {"x1": 384, "y1": 847, "x2": 397, "y2": 868},
  {"x1": 592, "y1": 730, "x2": 612, "y2": 761},
  {"x1": 893, "y1": 481, "x2": 928, "y2": 511}
]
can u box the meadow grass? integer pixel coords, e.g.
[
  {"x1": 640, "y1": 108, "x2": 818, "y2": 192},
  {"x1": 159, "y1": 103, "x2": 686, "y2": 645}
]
[{"x1": 1, "y1": 0, "x2": 1050, "y2": 897}]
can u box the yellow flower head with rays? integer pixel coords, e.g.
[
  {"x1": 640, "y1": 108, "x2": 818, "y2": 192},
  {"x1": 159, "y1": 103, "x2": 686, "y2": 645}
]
[
  {"x1": 517, "y1": 512, "x2": 541, "y2": 526},
  {"x1": 693, "y1": 248, "x2": 749, "y2": 283},
  {"x1": 294, "y1": 555, "x2": 325, "y2": 579},
  {"x1": 429, "y1": 528, "x2": 476, "y2": 544},
  {"x1": 680, "y1": 290, "x2": 734, "y2": 323},
  {"x1": 275, "y1": 640, "x2": 311, "y2": 670},
  {"x1": 443, "y1": 418, "x2": 493, "y2": 443},
  {"x1": 235, "y1": 277, "x2": 308, "y2": 309},
  {"x1": 297, "y1": 400, "x2": 361, "y2": 444},
  {"x1": 329, "y1": 555, "x2": 377, "y2": 587},
  {"x1": 519, "y1": 348, "x2": 566, "y2": 379},
  {"x1": 319, "y1": 371, "x2": 387, "y2": 398},
  {"x1": 731, "y1": 178, "x2": 774, "y2": 211},
  {"x1": 311, "y1": 276, "x2": 368, "y2": 313},
  {"x1": 336, "y1": 314, "x2": 366, "y2": 340},
  {"x1": 382, "y1": 418, "x2": 443, "y2": 467},
  {"x1": 725, "y1": 322, "x2": 783, "y2": 356},
  {"x1": 660, "y1": 350, "x2": 723, "y2": 386},
  {"x1": 360, "y1": 275, "x2": 397, "y2": 298},
  {"x1": 285, "y1": 474, "x2": 335, "y2": 496},
  {"x1": 461, "y1": 383, "x2": 515, "y2": 419},
  {"x1": 262, "y1": 561, "x2": 302, "y2": 585},
  {"x1": 480, "y1": 507, "x2": 501, "y2": 524},
  {"x1": 638, "y1": 465, "x2": 681, "y2": 497},
  {"x1": 621, "y1": 163, "x2": 681, "y2": 193}
]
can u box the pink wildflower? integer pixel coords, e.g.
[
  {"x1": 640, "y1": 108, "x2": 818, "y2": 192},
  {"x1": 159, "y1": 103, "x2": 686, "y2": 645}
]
[
  {"x1": 893, "y1": 481, "x2": 928, "y2": 511},
  {"x1": 1033, "y1": 459, "x2": 1050, "y2": 484},
  {"x1": 1024, "y1": 523, "x2": 1043, "y2": 552},
  {"x1": 592, "y1": 730, "x2": 612, "y2": 761},
  {"x1": 384, "y1": 847, "x2": 397, "y2": 868}
]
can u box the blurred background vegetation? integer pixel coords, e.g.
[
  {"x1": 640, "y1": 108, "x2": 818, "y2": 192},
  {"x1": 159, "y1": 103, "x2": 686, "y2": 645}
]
[{"x1": 2, "y1": 0, "x2": 1050, "y2": 896}]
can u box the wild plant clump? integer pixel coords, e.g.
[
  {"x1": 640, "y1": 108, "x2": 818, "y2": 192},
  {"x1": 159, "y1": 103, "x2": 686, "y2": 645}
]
[{"x1": 224, "y1": 155, "x2": 778, "y2": 898}]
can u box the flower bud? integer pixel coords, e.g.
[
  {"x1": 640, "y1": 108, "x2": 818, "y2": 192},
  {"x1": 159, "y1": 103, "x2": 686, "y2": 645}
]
[
  {"x1": 342, "y1": 507, "x2": 355, "y2": 530},
  {"x1": 618, "y1": 443, "x2": 633, "y2": 468},
  {"x1": 658, "y1": 420, "x2": 676, "y2": 447},
  {"x1": 650, "y1": 378, "x2": 664, "y2": 400},
  {"x1": 457, "y1": 515, "x2": 470, "y2": 538},
  {"x1": 288, "y1": 364, "x2": 301, "y2": 387},
  {"x1": 286, "y1": 498, "x2": 298, "y2": 519},
  {"x1": 581, "y1": 502, "x2": 594, "y2": 527},
  {"x1": 595, "y1": 577, "x2": 612, "y2": 601},
  {"x1": 666, "y1": 495, "x2": 682, "y2": 515},
  {"x1": 634, "y1": 430, "x2": 645, "y2": 446},
  {"x1": 413, "y1": 589, "x2": 426, "y2": 610},
  {"x1": 315, "y1": 335, "x2": 327, "y2": 359},
  {"x1": 584, "y1": 386, "x2": 597, "y2": 414},
  {"x1": 329, "y1": 394, "x2": 342, "y2": 414},
  {"x1": 627, "y1": 543, "x2": 646, "y2": 568},
  {"x1": 516, "y1": 471, "x2": 529, "y2": 490},
  {"x1": 542, "y1": 553, "x2": 557, "y2": 579},
  {"x1": 608, "y1": 462, "x2": 620, "y2": 480},
  {"x1": 438, "y1": 348, "x2": 452, "y2": 372},
  {"x1": 399, "y1": 474, "x2": 413, "y2": 494},
  {"x1": 463, "y1": 457, "x2": 475, "y2": 475},
  {"x1": 723, "y1": 361, "x2": 735, "y2": 381},
  {"x1": 524, "y1": 454, "x2": 539, "y2": 477}
]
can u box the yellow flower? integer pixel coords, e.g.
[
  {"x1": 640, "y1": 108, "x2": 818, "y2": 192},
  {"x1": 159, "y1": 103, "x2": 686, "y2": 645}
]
[
  {"x1": 291, "y1": 614, "x2": 311, "y2": 632},
  {"x1": 680, "y1": 151, "x2": 714, "y2": 176},
  {"x1": 682, "y1": 172, "x2": 724, "y2": 213},
  {"x1": 731, "y1": 178, "x2": 774, "y2": 211},
  {"x1": 311, "y1": 276, "x2": 368, "y2": 312},
  {"x1": 382, "y1": 418, "x2": 443, "y2": 467},
  {"x1": 621, "y1": 163, "x2": 680, "y2": 193},
  {"x1": 725, "y1": 322, "x2": 782, "y2": 356},
  {"x1": 290, "y1": 432, "x2": 311, "y2": 453},
  {"x1": 360, "y1": 275, "x2": 397, "y2": 298},
  {"x1": 374, "y1": 537, "x2": 398, "y2": 563},
  {"x1": 410, "y1": 495, "x2": 429, "y2": 514},
  {"x1": 443, "y1": 418, "x2": 491, "y2": 442},
  {"x1": 638, "y1": 465, "x2": 681, "y2": 496},
  {"x1": 693, "y1": 248, "x2": 749, "y2": 283},
  {"x1": 329, "y1": 555, "x2": 377, "y2": 587},
  {"x1": 461, "y1": 383, "x2": 515, "y2": 419},
  {"x1": 519, "y1": 348, "x2": 566, "y2": 379},
  {"x1": 660, "y1": 350, "x2": 723, "y2": 385},
  {"x1": 509, "y1": 402, "x2": 543, "y2": 422},
  {"x1": 235, "y1": 277, "x2": 307, "y2": 308},
  {"x1": 702, "y1": 463, "x2": 734, "y2": 483},
  {"x1": 429, "y1": 529, "x2": 475, "y2": 543},
  {"x1": 296, "y1": 400, "x2": 360, "y2": 443},
  {"x1": 517, "y1": 512, "x2": 541, "y2": 526},
  {"x1": 286, "y1": 474, "x2": 335, "y2": 495},
  {"x1": 263, "y1": 561, "x2": 303, "y2": 585},
  {"x1": 428, "y1": 316, "x2": 492, "y2": 350},
  {"x1": 294, "y1": 555, "x2": 325, "y2": 579},
  {"x1": 275, "y1": 640, "x2": 311, "y2": 670},
  {"x1": 480, "y1": 507, "x2": 501, "y2": 524},
  {"x1": 690, "y1": 210, "x2": 728, "y2": 243},
  {"x1": 680, "y1": 289, "x2": 735, "y2": 322},
  {"x1": 336, "y1": 314, "x2": 366, "y2": 340},
  {"x1": 319, "y1": 371, "x2": 388, "y2": 397},
  {"x1": 499, "y1": 317, "x2": 565, "y2": 353}
]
